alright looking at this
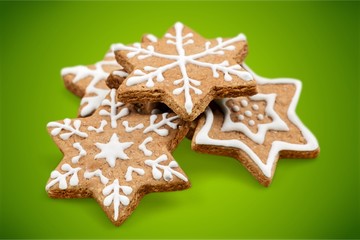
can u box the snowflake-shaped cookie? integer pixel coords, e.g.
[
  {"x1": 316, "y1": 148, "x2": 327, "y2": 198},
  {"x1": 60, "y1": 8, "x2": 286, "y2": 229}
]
[
  {"x1": 192, "y1": 65, "x2": 319, "y2": 186},
  {"x1": 46, "y1": 89, "x2": 190, "y2": 226},
  {"x1": 112, "y1": 22, "x2": 257, "y2": 121}
]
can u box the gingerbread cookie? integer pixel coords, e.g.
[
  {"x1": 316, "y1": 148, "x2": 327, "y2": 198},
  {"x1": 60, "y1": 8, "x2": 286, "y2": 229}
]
[
  {"x1": 61, "y1": 48, "x2": 128, "y2": 117},
  {"x1": 192, "y1": 65, "x2": 319, "y2": 186},
  {"x1": 112, "y1": 22, "x2": 257, "y2": 121},
  {"x1": 46, "y1": 89, "x2": 190, "y2": 226}
]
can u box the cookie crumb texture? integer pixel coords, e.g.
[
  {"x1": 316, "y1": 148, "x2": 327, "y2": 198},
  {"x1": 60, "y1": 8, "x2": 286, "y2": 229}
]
[
  {"x1": 46, "y1": 89, "x2": 190, "y2": 226},
  {"x1": 192, "y1": 70, "x2": 319, "y2": 186},
  {"x1": 113, "y1": 22, "x2": 257, "y2": 121}
]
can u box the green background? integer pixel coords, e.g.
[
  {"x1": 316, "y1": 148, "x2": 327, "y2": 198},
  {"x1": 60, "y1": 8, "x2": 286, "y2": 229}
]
[{"x1": 0, "y1": 1, "x2": 359, "y2": 239}]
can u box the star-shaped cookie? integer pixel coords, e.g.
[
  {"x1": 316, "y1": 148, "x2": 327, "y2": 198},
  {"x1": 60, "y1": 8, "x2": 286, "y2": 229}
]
[
  {"x1": 46, "y1": 89, "x2": 190, "y2": 226},
  {"x1": 112, "y1": 22, "x2": 257, "y2": 121},
  {"x1": 192, "y1": 65, "x2": 319, "y2": 186}
]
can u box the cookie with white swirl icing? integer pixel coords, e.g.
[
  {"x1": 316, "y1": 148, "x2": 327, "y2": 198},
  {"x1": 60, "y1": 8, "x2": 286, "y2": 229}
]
[
  {"x1": 192, "y1": 65, "x2": 319, "y2": 186},
  {"x1": 111, "y1": 22, "x2": 257, "y2": 121}
]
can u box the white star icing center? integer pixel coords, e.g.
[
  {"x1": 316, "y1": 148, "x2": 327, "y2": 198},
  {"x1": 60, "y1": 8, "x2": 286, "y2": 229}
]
[{"x1": 95, "y1": 133, "x2": 133, "y2": 167}]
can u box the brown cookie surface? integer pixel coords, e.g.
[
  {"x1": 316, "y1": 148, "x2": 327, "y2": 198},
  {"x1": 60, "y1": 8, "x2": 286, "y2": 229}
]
[
  {"x1": 192, "y1": 66, "x2": 319, "y2": 186},
  {"x1": 112, "y1": 22, "x2": 257, "y2": 121},
  {"x1": 46, "y1": 89, "x2": 190, "y2": 226}
]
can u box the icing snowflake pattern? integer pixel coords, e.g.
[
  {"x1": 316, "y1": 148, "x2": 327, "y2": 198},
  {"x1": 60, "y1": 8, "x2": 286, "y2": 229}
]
[
  {"x1": 125, "y1": 167, "x2": 145, "y2": 181},
  {"x1": 145, "y1": 154, "x2": 188, "y2": 182},
  {"x1": 71, "y1": 142, "x2": 87, "y2": 164},
  {"x1": 143, "y1": 113, "x2": 179, "y2": 136},
  {"x1": 84, "y1": 169, "x2": 109, "y2": 185},
  {"x1": 46, "y1": 164, "x2": 81, "y2": 190},
  {"x1": 103, "y1": 179, "x2": 132, "y2": 221},
  {"x1": 47, "y1": 119, "x2": 88, "y2": 140},
  {"x1": 99, "y1": 89, "x2": 129, "y2": 128},
  {"x1": 46, "y1": 89, "x2": 190, "y2": 225},
  {"x1": 112, "y1": 22, "x2": 253, "y2": 114}
]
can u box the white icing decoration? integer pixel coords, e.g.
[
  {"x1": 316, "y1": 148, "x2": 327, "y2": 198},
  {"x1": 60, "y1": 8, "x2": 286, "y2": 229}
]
[
  {"x1": 138, "y1": 137, "x2": 153, "y2": 156},
  {"x1": 125, "y1": 167, "x2": 145, "y2": 181},
  {"x1": 241, "y1": 99, "x2": 248, "y2": 107},
  {"x1": 257, "y1": 114, "x2": 264, "y2": 120},
  {"x1": 112, "y1": 22, "x2": 252, "y2": 114},
  {"x1": 71, "y1": 142, "x2": 86, "y2": 164},
  {"x1": 61, "y1": 58, "x2": 128, "y2": 117},
  {"x1": 95, "y1": 133, "x2": 133, "y2": 168},
  {"x1": 244, "y1": 110, "x2": 252, "y2": 117},
  {"x1": 144, "y1": 154, "x2": 188, "y2": 182},
  {"x1": 217, "y1": 93, "x2": 289, "y2": 144},
  {"x1": 46, "y1": 164, "x2": 81, "y2": 190},
  {"x1": 88, "y1": 120, "x2": 107, "y2": 133},
  {"x1": 105, "y1": 51, "x2": 114, "y2": 58},
  {"x1": 112, "y1": 70, "x2": 128, "y2": 78},
  {"x1": 102, "y1": 179, "x2": 132, "y2": 221},
  {"x1": 47, "y1": 118, "x2": 88, "y2": 140},
  {"x1": 122, "y1": 121, "x2": 144, "y2": 132},
  {"x1": 252, "y1": 104, "x2": 259, "y2": 110},
  {"x1": 232, "y1": 105, "x2": 240, "y2": 112},
  {"x1": 249, "y1": 120, "x2": 255, "y2": 126},
  {"x1": 84, "y1": 169, "x2": 109, "y2": 185},
  {"x1": 99, "y1": 89, "x2": 129, "y2": 128},
  {"x1": 238, "y1": 115, "x2": 244, "y2": 121},
  {"x1": 145, "y1": 34, "x2": 158, "y2": 43},
  {"x1": 195, "y1": 64, "x2": 319, "y2": 178},
  {"x1": 143, "y1": 113, "x2": 179, "y2": 136}
]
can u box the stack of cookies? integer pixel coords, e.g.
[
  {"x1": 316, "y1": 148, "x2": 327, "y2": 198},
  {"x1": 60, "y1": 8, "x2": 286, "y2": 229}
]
[{"x1": 46, "y1": 22, "x2": 320, "y2": 226}]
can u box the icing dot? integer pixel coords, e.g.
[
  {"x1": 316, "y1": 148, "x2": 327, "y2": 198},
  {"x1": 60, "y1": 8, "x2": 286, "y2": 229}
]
[
  {"x1": 249, "y1": 120, "x2": 255, "y2": 126},
  {"x1": 238, "y1": 115, "x2": 244, "y2": 121},
  {"x1": 252, "y1": 104, "x2": 259, "y2": 110},
  {"x1": 245, "y1": 110, "x2": 252, "y2": 117},
  {"x1": 257, "y1": 114, "x2": 264, "y2": 120},
  {"x1": 241, "y1": 100, "x2": 248, "y2": 107},
  {"x1": 232, "y1": 105, "x2": 240, "y2": 112}
]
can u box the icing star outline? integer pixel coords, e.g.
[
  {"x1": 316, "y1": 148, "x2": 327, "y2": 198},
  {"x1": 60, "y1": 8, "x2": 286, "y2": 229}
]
[
  {"x1": 216, "y1": 93, "x2": 289, "y2": 144},
  {"x1": 193, "y1": 65, "x2": 319, "y2": 186}
]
